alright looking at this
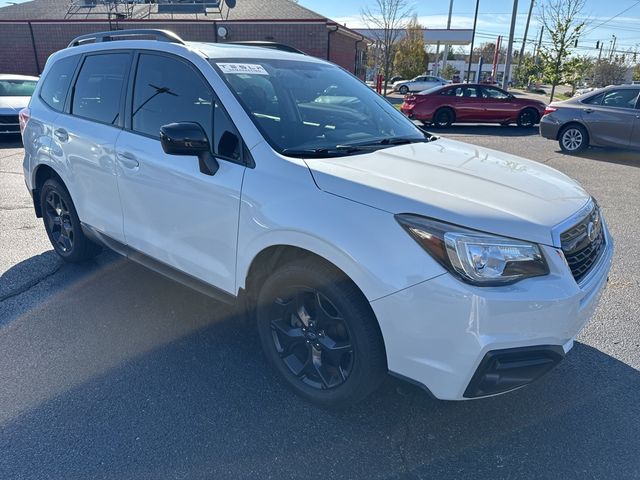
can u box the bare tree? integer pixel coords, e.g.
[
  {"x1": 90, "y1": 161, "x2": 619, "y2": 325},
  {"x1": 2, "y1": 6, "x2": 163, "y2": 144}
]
[
  {"x1": 361, "y1": 0, "x2": 413, "y2": 96},
  {"x1": 538, "y1": 0, "x2": 587, "y2": 102}
]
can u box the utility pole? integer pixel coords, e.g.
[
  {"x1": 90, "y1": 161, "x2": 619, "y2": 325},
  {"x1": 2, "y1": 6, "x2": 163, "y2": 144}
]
[
  {"x1": 518, "y1": 0, "x2": 535, "y2": 64},
  {"x1": 597, "y1": 41, "x2": 603, "y2": 61},
  {"x1": 533, "y1": 27, "x2": 544, "y2": 63},
  {"x1": 434, "y1": 41, "x2": 441, "y2": 75},
  {"x1": 466, "y1": 0, "x2": 480, "y2": 83},
  {"x1": 502, "y1": 0, "x2": 518, "y2": 90},
  {"x1": 442, "y1": 0, "x2": 455, "y2": 73},
  {"x1": 609, "y1": 35, "x2": 617, "y2": 60}
]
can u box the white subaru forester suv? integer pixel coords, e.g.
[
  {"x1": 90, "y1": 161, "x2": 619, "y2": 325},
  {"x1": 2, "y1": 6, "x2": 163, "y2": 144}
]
[{"x1": 21, "y1": 30, "x2": 613, "y2": 407}]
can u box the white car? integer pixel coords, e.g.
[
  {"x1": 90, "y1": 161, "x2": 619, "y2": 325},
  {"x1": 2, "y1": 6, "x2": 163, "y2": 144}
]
[
  {"x1": 21, "y1": 30, "x2": 613, "y2": 407},
  {"x1": 393, "y1": 75, "x2": 448, "y2": 94},
  {"x1": 0, "y1": 74, "x2": 38, "y2": 136}
]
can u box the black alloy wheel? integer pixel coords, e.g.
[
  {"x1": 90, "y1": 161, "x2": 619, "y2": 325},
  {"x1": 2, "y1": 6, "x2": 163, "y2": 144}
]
[
  {"x1": 44, "y1": 190, "x2": 74, "y2": 254},
  {"x1": 517, "y1": 108, "x2": 538, "y2": 128},
  {"x1": 433, "y1": 108, "x2": 454, "y2": 128},
  {"x1": 269, "y1": 288, "x2": 354, "y2": 390},
  {"x1": 40, "y1": 178, "x2": 101, "y2": 262},
  {"x1": 256, "y1": 261, "x2": 387, "y2": 407}
]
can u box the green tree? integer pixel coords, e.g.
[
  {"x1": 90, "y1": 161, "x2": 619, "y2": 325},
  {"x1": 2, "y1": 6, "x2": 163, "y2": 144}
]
[
  {"x1": 538, "y1": 0, "x2": 587, "y2": 102},
  {"x1": 513, "y1": 54, "x2": 542, "y2": 88},
  {"x1": 564, "y1": 56, "x2": 594, "y2": 95},
  {"x1": 393, "y1": 16, "x2": 427, "y2": 79},
  {"x1": 441, "y1": 64, "x2": 458, "y2": 80},
  {"x1": 593, "y1": 58, "x2": 629, "y2": 87}
]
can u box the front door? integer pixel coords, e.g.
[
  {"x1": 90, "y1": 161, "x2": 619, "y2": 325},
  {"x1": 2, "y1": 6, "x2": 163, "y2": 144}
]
[
  {"x1": 115, "y1": 52, "x2": 245, "y2": 294},
  {"x1": 583, "y1": 88, "x2": 640, "y2": 148}
]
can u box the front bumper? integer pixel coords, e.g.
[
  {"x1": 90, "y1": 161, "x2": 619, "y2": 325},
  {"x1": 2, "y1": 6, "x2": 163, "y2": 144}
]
[{"x1": 371, "y1": 224, "x2": 613, "y2": 400}]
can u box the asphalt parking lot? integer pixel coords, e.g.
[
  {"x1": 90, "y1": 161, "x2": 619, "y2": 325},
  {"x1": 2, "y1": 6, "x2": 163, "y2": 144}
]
[{"x1": 1, "y1": 128, "x2": 639, "y2": 479}]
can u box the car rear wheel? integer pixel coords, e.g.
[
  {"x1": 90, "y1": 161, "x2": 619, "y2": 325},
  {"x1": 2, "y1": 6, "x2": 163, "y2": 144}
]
[
  {"x1": 433, "y1": 108, "x2": 454, "y2": 128},
  {"x1": 399, "y1": 85, "x2": 409, "y2": 95},
  {"x1": 559, "y1": 124, "x2": 588, "y2": 153},
  {"x1": 256, "y1": 260, "x2": 387, "y2": 408},
  {"x1": 517, "y1": 108, "x2": 539, "y2": 128},
  {"x1": 40, "y1": 178, "x2": 102, "y2": 262}
]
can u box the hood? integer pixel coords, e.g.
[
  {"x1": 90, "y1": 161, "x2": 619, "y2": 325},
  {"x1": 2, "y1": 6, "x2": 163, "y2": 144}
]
[
  {"x1": 0, "y1": 96, "x2": 31, "y2": 112},
  {"x1": 305, "y1": 138, "x2": 589, "y2": 246}
]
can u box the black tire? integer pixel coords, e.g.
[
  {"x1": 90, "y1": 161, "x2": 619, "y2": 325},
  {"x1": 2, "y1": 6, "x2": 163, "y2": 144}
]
[
  {"x1": 433, "y1": 108, "x2": 454, "y2": 128},
  {"x1": 517, "y1": 108, "x2": 539, "y2": 128},
  {"x1": 40, "y1": 178, "x2": 102, "y2": 263},
  {"x1": 559, "y1": 124, "x2": 589, "y2": 153},
  {"x1": 398, "y1": 85, "x2": 409, "y2": 95},
  {"x1": 256, "y1": 260, "x2": 387, "y2": 408}
]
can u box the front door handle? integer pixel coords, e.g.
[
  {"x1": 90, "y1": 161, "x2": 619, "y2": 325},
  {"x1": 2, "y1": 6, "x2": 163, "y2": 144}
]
[
  {"x1": 54, "y1": 128, "x2": 68, "y2": 142},
  {"x1": 583, "y1": 108, "x2": 594, "y2": 114},
  {"x1": 116, "y1": 151, "x2": 139, "y2": 169}
]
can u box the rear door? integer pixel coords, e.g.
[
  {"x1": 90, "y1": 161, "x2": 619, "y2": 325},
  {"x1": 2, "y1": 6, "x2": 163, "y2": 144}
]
[
  {"x1": 633, "y1": 97, "x2": 640, "y2": 150},
  {"x1": 582, "y1": 88, "x2": 640, "y2": 148},
  {"x1": 449, "y1": 85, "x2": 483, "y2": 121},
  {"x1": 114, "y1": 52, "x2": 245, "y2": 293},
  {"x1": 52, "y1": 52, "x2": 131, "y2": 242}
]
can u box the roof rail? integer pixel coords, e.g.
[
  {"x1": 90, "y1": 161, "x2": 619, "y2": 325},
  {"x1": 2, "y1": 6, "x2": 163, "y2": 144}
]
[
  {"x1": 226, "y1": 41, "x2": 304, "y2": 54},
  {"x1": 68, "y1": 29, "x2": 184, "y2": 48}
]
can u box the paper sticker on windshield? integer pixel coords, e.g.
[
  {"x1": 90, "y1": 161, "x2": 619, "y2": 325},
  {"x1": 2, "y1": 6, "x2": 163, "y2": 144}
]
[{"x1": 217, "y1": 63, "x2": 269, "y2": 75}]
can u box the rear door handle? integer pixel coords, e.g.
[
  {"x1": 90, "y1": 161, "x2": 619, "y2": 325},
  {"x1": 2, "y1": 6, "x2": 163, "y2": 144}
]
[
  {"x1": 116, "y1": 151, "x2": 139, "y2": 169},
  {"x1": 54, "y1": 128, "x2": 68, "y2": 142}
]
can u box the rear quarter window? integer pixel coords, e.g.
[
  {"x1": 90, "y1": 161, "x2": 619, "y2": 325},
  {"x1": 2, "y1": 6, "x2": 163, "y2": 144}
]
[{"x1": 39, "y1": 55, "x2": 79, "y2": 112}]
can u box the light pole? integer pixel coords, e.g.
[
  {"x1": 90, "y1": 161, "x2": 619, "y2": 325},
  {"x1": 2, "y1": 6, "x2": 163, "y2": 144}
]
[
  {"x1": 502, "y1": 0, "x2": 518, "y2": 90},
  {"x1": 466, "y1": 0, "x2": 480, "y2": 83}
]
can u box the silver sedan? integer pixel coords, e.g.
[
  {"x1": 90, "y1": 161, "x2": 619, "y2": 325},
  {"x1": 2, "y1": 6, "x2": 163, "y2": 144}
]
[
  {"x1": 540, "y1": 85, "x2": 640, "y2": 153},
  {"x1": 0, "y1": 74, "x2": 39, "y2": 136}
]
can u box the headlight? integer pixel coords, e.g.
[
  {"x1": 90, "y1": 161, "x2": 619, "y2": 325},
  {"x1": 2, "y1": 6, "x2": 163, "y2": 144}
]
[{"x1": 396, "y1": 214, "x2": 549, "y2": 286}]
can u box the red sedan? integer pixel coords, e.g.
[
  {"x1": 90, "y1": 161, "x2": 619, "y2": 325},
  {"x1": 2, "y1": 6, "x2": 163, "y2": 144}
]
[{"x1": 400, "y1": 84, "x2": 546, "y2": 128}]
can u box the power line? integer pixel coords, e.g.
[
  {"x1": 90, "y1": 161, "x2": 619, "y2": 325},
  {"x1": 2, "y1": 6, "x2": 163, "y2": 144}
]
[{"x1": 582, "y1": 0, "x2": 640, "y2": 35}]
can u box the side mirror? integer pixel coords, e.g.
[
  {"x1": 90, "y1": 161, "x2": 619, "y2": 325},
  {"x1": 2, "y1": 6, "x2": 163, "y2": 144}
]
[{"x1": 160, "y1": 122, "x2": 219, "y2": 176}]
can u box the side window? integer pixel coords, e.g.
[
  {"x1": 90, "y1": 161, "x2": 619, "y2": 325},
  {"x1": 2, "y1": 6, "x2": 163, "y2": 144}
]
[
  {"x1": 132, "y1": 54, "x2": 212, "y2": 139},
  {"x1": 71, "y1": 53, "x2": 129, "y2": 124},
  {"x1": 582, "y1": 92, "x2": 604, "y2": 105},
  {"x1": 481, "y1": 87, "x2": 509, "y2": 99},
  {"x1": 601, "y1": 89, "x2": 640, "y2": 109},
  {"x1": 39, "y1": 55, "x2": 79, "y2": 112},
  {"x1": 213, "y1": 98, "x2": 241, "y2": 161}
]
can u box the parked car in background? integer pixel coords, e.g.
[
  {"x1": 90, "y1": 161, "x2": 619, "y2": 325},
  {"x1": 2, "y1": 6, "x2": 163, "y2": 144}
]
[
  {"x1": 0, "y1": 74, "x2": 38, "y2": 136},
  {"x1": 392, "y1": 75, "x2": 448, "y2": 94},
  {"x1": 540, "y1": 85, "x2": 640, "y2": 153},
  {"x1": 389, "y1": 75, "x2": 404, "y2": 84},
  {"x1": 401, "y1": 84, "x2": 546, "y2": 128}
]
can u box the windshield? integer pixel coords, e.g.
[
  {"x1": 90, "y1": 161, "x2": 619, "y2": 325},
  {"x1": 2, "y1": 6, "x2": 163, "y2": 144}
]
[
  {"x1": 0, "y1": 79, "x2": 37, "y2": 97},
  {"x1": 211, "y1": 58, "x2": 426, "y2": 156}
]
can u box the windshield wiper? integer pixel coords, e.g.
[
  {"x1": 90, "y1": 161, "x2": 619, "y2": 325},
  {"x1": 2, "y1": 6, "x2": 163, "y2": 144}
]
[
  {"x1": 280, "y1": 145, "x2": 365, "y2": 158},
  {"x1": 334, "y1": 136, "x2": 435, "y2": 150}
]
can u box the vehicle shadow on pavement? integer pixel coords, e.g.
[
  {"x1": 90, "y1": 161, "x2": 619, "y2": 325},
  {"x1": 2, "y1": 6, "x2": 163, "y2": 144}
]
[
  {"x1": 430, "y1": 125, "x2": 540, "y2": 137},
  {"x1": 572, "y1": 148, "x2": 640, "y2": 169},
  {"x1": 0, "y1": 136, "x2": 23, "y2": 149},
  {"x1": 0, "y1": 255, "x2": 639, "y2": 479}
]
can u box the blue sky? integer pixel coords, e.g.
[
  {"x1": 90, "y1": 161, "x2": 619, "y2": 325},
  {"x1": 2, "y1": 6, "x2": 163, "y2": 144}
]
[{"x1": 299, "y1": 0, "x2": 640, "y2": 56}]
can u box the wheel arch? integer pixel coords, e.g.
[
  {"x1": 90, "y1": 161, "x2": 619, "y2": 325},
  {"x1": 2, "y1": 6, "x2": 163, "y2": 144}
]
[{"x1": 32, "y1": 163, "x2": 66, "y2": 218}]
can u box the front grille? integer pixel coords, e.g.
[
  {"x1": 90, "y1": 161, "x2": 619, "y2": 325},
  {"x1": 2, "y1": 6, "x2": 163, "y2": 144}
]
[
  {"x1": 561, "y1": 205, "x2": 605, "y2": 283},
  {"x1": 0, "y1": 114, "x2": 19, "y2": 125}
]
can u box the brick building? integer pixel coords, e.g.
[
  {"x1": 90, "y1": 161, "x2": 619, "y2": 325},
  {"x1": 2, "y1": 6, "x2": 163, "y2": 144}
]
[{"x1": 0, "y1": 0, "x2": 368, "y2": 77}]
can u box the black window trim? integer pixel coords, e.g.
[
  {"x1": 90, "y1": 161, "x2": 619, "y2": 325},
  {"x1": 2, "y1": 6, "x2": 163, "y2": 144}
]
[
  {"x1": 600, "y1": 88, "x2": 640, "y2": 111},
  {"x1": 65, "y1": 50, "x2": 133, "y2": 129},
  {"x1": 37, "y1": 53, "x2": 82, "y2": 115},
  {"x1": 124, "y1": 49, "x2": 251, "y2": 168}
]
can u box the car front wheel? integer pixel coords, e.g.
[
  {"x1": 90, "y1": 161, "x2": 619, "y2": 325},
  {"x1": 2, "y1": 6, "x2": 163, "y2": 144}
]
[
  {"x1": 256, "y1": 260, "x2": 387, "y2": 408},
  {"x1": 559, "y1": 124, "x2": 588, "y2": 153},
  {"x1": 398, "y1": 85, "x2": 409, "y2": 95}
]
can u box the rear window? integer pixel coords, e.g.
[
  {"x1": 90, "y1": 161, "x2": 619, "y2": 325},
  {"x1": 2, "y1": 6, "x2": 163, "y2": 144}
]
[
  {"x1": 40, "y1": 55, "x2": 79, "y2": 112},
  {"x1": 0, "y1": 79, "x2": 37, "y2": 97},
  {"x1": 582, "y1": 92, "x2": 604, "y2": 105}
]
